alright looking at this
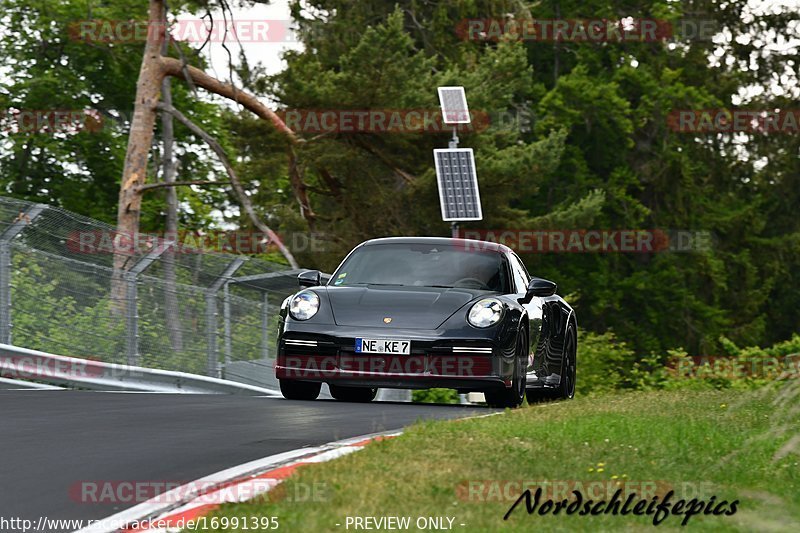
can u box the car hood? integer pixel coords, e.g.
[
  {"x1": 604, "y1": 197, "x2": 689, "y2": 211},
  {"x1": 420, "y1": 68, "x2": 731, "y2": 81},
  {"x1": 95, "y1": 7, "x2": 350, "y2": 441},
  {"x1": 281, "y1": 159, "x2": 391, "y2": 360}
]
[{"x1": 324, "y1": 286, "x2": 488, "y2": 329}]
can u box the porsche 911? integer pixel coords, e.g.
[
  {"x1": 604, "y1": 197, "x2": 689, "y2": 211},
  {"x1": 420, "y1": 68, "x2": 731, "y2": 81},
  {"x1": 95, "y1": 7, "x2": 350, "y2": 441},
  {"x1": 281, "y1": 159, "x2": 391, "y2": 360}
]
[{"x1": 275, "y1": 237, "x2": 576, "y2": 407}]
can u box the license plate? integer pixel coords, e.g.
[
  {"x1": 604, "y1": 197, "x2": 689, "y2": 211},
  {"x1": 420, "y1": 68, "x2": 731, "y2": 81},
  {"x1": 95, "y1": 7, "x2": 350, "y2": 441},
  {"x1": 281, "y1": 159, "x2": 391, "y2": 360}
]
[{"x1": 355, "y1": 338, "x2": 410, "y2": 355}]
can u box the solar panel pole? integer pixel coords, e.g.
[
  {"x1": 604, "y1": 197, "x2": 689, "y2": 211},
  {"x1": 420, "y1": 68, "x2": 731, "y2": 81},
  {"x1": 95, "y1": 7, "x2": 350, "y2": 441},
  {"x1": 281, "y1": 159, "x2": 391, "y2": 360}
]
[
  {"x1": 449, "y1": 127, "x2": 460, "y2": 239},
  {"x1": 449, "y1": 128, "x2": 459, "y2": 149}
]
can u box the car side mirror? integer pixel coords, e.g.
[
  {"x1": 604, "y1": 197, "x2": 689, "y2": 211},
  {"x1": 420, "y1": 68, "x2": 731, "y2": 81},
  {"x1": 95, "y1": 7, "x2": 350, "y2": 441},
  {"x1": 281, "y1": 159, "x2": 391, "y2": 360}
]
[
  {"x1": 298, "y1": 269, "x2": 322, "y2": 288},
  {"x1": 520, "y1": 277, "x2": 557, "y2": 303}
]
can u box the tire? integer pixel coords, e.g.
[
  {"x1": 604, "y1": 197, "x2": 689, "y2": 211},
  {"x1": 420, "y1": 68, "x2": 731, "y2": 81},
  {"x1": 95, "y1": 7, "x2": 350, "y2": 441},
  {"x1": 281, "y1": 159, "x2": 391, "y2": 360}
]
[
  {"x1": 556, "y1": 323, "x2": 577, "y2": 400},
  {"x1": 279, "y1": 379, "x2": 321, "y2": 400},
  {"x1": 485, "y1": 332, "x2": 526, "y2": 409},
  {"x1": 329, "y1": 384, "x2": 377, "y2": 403}
]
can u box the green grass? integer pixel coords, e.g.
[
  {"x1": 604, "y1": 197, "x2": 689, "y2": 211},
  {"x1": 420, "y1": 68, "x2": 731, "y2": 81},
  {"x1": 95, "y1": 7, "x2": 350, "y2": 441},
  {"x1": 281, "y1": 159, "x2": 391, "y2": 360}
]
[{"x1": 193, "y1": 386, "x2": 800, "y2": 532}]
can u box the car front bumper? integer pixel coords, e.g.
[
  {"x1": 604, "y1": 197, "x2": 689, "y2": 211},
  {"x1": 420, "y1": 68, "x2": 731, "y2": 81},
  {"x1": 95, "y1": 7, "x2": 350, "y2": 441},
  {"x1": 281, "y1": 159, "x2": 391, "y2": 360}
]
[{"x1": 275, "y1": 322, "x2": 517, "y2": 392}]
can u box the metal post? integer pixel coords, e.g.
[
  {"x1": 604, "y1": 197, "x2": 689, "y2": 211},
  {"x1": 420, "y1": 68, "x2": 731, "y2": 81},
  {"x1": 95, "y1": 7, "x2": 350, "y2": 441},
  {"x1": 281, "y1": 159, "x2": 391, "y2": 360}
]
[
  {"x1": 0, "y1": 204, "x2": 46, "y2": 345},
  {"x1": 223, "y1": 282, "x2": 232, "y2": 367},
  {"x1": 0, "y1": 241, "x2": 11, "y2": 345},
  {"x1": 447, "y1": 127, "x2": 463, "y2": 240},
  {"x1": 205, "y1": 291, "x2": 218, "y2": 377},
  {"x1": 125, "y1": 272, "x2": 138, "y2": 366},
  {"x1": 448, "y1": 127, "x2": 459, "y2": 149},
  {"x1": 261, "y1": 292, "x2": 269, "y2": 360},
  {"x1": 124, "y1": 241, "x2": 175, "y2": 367},
  {"x1": 205, "y1": 257, "x2": 247, "y2": 378}
]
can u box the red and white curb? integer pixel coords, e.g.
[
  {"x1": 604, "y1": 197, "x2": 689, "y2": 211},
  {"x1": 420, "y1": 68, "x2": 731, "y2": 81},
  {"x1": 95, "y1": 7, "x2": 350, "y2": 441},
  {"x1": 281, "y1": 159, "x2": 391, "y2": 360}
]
[{"x1": 75, "y1": 431, "x2": 401, "y2": 533}]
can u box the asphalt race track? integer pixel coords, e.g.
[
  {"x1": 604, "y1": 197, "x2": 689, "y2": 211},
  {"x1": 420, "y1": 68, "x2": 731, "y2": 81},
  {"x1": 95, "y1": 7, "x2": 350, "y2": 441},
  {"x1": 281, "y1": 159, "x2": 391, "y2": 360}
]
[{"x1": 0, "y1": 390, "x2": 488, "y2": 531}]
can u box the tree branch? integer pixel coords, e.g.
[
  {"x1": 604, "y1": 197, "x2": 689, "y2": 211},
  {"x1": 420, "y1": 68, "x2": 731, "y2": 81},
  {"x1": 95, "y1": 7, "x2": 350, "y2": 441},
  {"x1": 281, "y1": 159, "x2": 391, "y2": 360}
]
[
  {"x1": 160, "y1": 56, "x2": 319, "y2": 226},
  {"x1": 318, "y1": 167, "x2": 344, "y2": 199},
  {"x1": 288, "y1": 146, "x2": 316, "y2": 226},
  {"x1": 156, "y1": 102, "x2": 300, "y2": 269},
  {"x1": 160, "y1": 57, "x2": 299, "y2": 143},
  {"x1": 138, "y1": 179, "x2": 220, "y2": 192},
  {"x1": 352, "y1": 138, "x2": 416, "y2": 183}
]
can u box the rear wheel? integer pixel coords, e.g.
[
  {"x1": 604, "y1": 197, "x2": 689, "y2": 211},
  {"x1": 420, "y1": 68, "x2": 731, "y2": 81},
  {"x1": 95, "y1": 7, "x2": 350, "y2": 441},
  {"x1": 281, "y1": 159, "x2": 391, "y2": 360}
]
[
  {"x1": 485, "y1": 332, "x2": 526, "y2": 409},
  {"x1": 329, "y1": 384, "x2": 377, "y2": 403},
  {"x1": 279, "y1": 379, "x2": 321, "y2": 400},
  {"x1": 556, "y1": 323, "x2": 577, "y2": 400}
]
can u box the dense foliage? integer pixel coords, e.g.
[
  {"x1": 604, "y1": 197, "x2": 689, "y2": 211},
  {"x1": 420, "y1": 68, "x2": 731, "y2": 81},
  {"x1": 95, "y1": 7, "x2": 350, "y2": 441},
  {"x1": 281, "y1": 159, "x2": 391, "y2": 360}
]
[{"x1": 0, "y1": 0, "x2": 797, "y2": 360}]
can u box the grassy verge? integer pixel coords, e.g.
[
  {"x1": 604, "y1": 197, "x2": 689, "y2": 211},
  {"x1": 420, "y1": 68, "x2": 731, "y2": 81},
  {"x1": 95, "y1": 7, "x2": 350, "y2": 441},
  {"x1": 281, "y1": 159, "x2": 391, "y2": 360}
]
[{"x1": 195, "y1": 387, "x2": 799, "y2": 532}]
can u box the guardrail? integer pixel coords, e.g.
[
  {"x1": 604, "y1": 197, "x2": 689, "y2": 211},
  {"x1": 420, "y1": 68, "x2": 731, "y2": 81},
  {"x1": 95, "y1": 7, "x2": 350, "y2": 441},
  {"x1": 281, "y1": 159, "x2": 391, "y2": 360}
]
[
  {"x1": 0, "y1": 343, "x2": 281, "y2": 395},
  {"x1": 0, "y1": 376, "x2": 63, "y2": 389}
]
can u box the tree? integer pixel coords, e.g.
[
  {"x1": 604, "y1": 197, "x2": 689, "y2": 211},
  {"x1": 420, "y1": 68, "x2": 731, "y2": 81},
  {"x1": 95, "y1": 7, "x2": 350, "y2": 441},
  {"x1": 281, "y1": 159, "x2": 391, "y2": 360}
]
[
  {"x1": 0, "y1": 0, "x2": 232, "y2": 229},
  {"x1": 109, "y1": 0, "x2": 304, "y2": 303}
]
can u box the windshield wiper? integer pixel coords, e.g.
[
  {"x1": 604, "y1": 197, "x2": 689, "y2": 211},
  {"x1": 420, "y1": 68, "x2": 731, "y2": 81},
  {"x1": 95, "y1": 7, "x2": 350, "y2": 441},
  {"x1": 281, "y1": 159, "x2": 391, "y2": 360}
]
[
  {"x1": 351, "y1": 282, "x2": 403, "y2": 286},
  {"x1": 425, "y1": 284, "x2": 454, "y2": 288}
]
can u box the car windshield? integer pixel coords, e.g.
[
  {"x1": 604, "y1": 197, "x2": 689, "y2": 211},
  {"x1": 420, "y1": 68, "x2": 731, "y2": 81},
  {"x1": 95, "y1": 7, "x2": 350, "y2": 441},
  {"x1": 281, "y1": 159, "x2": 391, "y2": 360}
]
[{"x1": 330, "y1": 242, "x2": 509, "y2": 292}]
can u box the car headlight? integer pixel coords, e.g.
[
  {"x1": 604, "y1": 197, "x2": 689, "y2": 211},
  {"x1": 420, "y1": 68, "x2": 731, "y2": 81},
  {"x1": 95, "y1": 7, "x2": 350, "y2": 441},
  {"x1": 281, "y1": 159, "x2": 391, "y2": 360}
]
[
  {"x1": 289, "y1": 290, "x2": 320, "y2": 321},
  {"x1": 467, "y1": 298, "x2": 504, "y2": 328}
]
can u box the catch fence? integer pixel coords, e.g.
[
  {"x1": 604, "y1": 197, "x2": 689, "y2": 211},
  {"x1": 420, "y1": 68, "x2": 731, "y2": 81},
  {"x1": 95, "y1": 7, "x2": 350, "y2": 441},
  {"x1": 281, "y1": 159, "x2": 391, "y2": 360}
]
[{"x1": 0, "y1": 196, "x2": 301, "y2": 390}]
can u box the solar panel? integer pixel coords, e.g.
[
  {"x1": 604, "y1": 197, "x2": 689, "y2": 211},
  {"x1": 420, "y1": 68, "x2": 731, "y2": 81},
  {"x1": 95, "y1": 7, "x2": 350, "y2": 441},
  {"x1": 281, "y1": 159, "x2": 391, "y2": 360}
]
[
  {"x1": 433, "y1": 148, "x2": 483, "y2": 221},
  {"x1": 437, "y1": 86, "x2": 471, "y2": 124}
]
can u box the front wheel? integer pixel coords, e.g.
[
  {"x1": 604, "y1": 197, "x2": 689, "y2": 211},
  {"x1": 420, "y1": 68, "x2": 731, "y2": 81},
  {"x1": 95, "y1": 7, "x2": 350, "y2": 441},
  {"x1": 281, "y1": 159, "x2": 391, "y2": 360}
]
[
  {"x1": 279, "y1": 379, "x2": 321, "y2": 400},
  {"x1": 329, "y1": 384, "x2": 377, "y2": 403},
  {"x1": 485, "y1": 332, "x2": 526, "y2": 409}
]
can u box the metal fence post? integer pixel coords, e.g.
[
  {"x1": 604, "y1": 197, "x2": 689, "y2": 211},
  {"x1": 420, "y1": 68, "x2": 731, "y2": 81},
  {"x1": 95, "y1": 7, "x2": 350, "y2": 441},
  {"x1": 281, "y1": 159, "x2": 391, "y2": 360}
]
[
  {"x1": 124, "y1": 271, "x2": 139, "y2": 366},
  {"x1": 0, "y1": 241, "x2": 11, "y2": 345},
  {"x1": 223, "y1": 282, "x2": 232, "y2": 366},
  {"x1": 261, "y1": 292, "x2": 269, "y2": 360},
  {"x1": 0, "y1": 204, "x2": 46, "y2": 345},
  {"x1": 205, "y1": 291, "x2": 218, "y2": 377},
  {"x1": 124, "y1": 242, "x2": 174, "y2": 366},
  {"x1": 0, "y1": 239, "x2": 11, "y2": 344},
  {"x1": 206, "y1": 257, "x2": 246, "y2": 378}
]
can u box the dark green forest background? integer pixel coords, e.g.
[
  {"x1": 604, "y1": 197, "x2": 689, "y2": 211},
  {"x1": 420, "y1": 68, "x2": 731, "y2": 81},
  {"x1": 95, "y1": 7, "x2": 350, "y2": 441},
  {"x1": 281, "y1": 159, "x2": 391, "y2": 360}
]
[{"x1": 0, "y1": 0, "x2": 797, "y2": 361}]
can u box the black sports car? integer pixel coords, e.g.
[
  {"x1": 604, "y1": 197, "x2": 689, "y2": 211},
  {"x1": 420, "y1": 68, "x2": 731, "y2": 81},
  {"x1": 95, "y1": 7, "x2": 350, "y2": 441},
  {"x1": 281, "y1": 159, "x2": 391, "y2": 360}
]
[{"x1": 275, "y1": 237, "x2": 577, "y2": 407}]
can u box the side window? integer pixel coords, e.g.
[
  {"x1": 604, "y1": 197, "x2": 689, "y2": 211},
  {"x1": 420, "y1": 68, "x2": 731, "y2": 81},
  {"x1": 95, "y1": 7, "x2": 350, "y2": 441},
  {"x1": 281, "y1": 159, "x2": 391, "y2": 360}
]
[
  {"x1": 513, "y1": 252, "x2": 531, "y2": 281},
  {"x1": 508, "y1": 253, "x2": 529, "y2": 294}
]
